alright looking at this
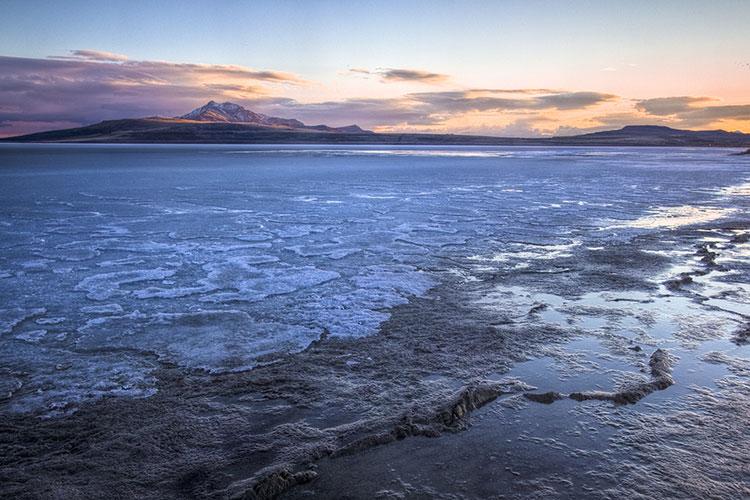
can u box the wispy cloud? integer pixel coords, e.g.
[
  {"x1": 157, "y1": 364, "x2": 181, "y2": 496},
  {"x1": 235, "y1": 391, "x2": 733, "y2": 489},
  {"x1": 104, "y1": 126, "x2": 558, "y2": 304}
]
[
  {"x1": 51, "y1": 49, "x2": 129, "y2": 62},
  {"x1": 471, "y1": 88, "x2": 561, "y2": 95},
  {"x1": 348, "y1": 67, "x2": 449, "y2": 84},
  {"x1": 380, "y1": 68, "x2": 449, "y2": 83}
]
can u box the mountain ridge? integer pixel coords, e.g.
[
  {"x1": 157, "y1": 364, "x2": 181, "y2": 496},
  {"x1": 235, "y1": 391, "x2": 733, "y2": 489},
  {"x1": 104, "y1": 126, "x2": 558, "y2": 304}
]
[{"x1": 2, "y1": 102, "x2": 750, "y2": 147}]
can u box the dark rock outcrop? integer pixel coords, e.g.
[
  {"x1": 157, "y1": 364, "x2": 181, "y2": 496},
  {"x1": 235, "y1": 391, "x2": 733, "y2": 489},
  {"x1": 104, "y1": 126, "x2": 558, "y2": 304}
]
[{"x1": 334, "y1": 381, "x2": 528, "y2": 459}]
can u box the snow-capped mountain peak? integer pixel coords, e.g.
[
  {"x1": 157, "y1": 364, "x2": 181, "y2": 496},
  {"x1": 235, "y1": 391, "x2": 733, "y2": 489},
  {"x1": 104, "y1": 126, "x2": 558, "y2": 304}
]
[{"x1": 179, "y1": 101, "x2": 305, "y2": 128}]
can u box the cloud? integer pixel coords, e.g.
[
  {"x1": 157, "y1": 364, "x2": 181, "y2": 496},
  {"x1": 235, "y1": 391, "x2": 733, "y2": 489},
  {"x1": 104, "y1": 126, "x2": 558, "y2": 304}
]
[
  {"x1": 0, "y1": 56, "x2": 621, "y2": 137},
  {"x1": 408, "y1": 90, "x2": 617, "y2": 113},
  {"x1": 635, "y1": 96, "x2": 716, "y2": 116},
  {"x1": 470, "y1": 88, "x2": 560, "y2": 94},
  {"x1": 445, "y1": 116, "x2": 558, "y2": 138},
  {"x1": 634, "y1": 95, "x2": 750, "y2": 128},
  {"x1": 5, "y1": 51, "x2": 745, "y2": 139},
  {"x1": 247, "y1": 89, "x2": 618, "y2": 131},
  {"x1": 380, "y1": 69, "x2": 449, "y2": 83},
  {"x1": 271, "y1": 90, "x2": 745, "y2": 134},
  {"x1": 255, "y1": 97, "x2": 431, "y2": 129},
  {"x1": 536, "y1": 91, "x2": 618, "y2": 110},
  {"x1": 348, "y1": 67, "x2": 449, "y2": 84},
  {"x1": 0, "y1": 53, "x2": 308, "y2": 136},
  {"x1": 0, "y1": 52, "x2": 624, "y2": 137},
  {"x1": 676, "y1": 104, "x2": 750, "y2": 127},
  {"x1": 407, "y1": 91, "x2": 527, "y2": 113},
  {"x1": 52, "y1": 49, "x2": 129, "y2": 62}
]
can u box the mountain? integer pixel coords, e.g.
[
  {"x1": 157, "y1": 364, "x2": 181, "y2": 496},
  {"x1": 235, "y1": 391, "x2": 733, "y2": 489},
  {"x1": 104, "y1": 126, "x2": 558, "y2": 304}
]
[
  {"x1": 180, "y1": 101, "x2": 305, "y2": 128},
  {"x1": 2, "y1": 104, "x2": 750, "y2": 147},
  {"x1": 178, "y1": 100, "x2": 367, "y2": 133}
]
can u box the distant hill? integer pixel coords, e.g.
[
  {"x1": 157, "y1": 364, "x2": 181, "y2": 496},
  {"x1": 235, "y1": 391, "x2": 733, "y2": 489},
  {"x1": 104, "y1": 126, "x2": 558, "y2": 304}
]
[
  {"x1": 2, "y1": 102, "x2": 750, "y2": 147},
  {"x1": 559, "y1": 125, "x2": 750, "y2": 147}
]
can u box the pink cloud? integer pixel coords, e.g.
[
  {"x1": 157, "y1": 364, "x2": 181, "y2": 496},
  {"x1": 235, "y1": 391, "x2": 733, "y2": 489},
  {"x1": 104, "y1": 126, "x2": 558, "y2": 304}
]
[{"x1": 52, "y1": 49, "x2": 129, "y2": 62}]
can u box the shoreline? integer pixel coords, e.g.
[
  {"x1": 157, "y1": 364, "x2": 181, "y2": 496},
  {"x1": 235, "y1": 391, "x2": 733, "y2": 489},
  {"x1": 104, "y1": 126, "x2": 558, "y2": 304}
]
[{"x1": 2, "y1": 124, "x2": 750, "y2": 148}]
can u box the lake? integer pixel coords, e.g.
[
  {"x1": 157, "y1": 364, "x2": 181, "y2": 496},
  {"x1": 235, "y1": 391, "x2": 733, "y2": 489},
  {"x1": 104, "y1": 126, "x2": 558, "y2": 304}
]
[{"x1": 1, "y1": 144, "x2": 749, "y2": 498}]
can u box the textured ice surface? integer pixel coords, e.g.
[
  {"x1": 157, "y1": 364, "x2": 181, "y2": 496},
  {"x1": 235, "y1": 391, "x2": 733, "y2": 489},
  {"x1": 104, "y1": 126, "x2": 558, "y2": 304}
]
[
  {"x1": 1, "y1": 144, "x2": 749, "y2": 413},
  {"x1": 0, "y1": 307, "x2": 46, "y2": 334}
]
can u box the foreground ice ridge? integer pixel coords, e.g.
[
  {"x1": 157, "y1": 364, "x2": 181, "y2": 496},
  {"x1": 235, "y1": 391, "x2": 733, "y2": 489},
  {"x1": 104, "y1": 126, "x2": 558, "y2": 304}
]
[
  {"x1": 242, "y1": 350, "x2": 672, "y2": 499},
  {"x1": 234, "y1": 379, "x2": 533, "y2": 500},
  {"x1": 524, "y1": 349, "x2": 674, "y2": 405}
]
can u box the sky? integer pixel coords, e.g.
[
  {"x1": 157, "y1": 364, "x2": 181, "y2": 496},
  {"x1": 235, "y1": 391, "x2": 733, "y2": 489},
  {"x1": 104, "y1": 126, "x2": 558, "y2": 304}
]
[{"x1": 1, "y1": 0, "x2": 749, "y2": 137}]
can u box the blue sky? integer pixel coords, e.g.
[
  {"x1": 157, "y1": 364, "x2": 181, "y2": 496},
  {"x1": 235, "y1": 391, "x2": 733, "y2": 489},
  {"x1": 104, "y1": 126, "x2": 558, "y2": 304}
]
[{"x1": 1, "y1": 0, "x2": 749, "y2": 136}]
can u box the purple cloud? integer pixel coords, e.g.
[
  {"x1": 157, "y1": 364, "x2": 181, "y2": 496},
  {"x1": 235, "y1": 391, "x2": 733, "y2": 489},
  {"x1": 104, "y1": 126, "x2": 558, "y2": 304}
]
[{"x1": 0, "y1": 54, "x2": 306, "y2": 136}]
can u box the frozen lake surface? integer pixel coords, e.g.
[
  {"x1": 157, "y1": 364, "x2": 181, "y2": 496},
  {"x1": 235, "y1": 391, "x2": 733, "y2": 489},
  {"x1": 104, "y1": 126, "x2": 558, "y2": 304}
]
[
  {"x1": 1, "y1": 144, "x2": 749, "y2": 414},
  {"x1": 2, "y1": 144, "x2": 750, "y2": 498}
]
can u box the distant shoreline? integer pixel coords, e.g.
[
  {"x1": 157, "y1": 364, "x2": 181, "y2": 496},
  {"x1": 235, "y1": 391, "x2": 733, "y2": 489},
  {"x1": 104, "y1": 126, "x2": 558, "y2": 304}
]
[
  {"x1": 1, "y1": 141, "x2": 749, "y2": 150},
  {"x1": 2, "y1": 121, "x2": 750, "y2": 148}
]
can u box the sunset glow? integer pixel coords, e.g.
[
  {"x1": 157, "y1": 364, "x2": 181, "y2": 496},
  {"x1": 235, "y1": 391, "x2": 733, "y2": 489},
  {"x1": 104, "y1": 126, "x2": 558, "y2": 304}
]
[{"x1": 1, "y1": 0, "x2": 749, "y2": 137}]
